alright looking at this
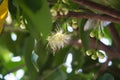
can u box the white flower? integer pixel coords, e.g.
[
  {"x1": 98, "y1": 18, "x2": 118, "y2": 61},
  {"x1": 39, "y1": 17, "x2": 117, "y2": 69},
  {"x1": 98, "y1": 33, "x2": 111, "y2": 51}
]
[{"x1": 47, "y1": 29, "x2": 71, "y2": 52}]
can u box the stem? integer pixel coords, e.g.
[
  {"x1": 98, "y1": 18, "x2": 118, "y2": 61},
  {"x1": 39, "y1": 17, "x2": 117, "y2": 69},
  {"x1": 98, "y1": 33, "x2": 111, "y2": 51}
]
[
  {"x1": 57, "y1": 12, "x2": 120, "y2": 23},
  {"x1": 72, "y1": 0, "x2": 120, "y2": 19}
]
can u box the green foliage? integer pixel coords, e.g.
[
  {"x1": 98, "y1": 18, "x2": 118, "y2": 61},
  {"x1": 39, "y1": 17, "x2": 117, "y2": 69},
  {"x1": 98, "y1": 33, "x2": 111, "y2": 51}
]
[
  {"x1": 97, "y1": 73, "x2": 114, "y2": 80},
  {"x1": 46, "y1": 69, "x2": 67, "y2": 80},
  {"x1": 23, "y1": 36, "x2": 38, "y2": 80},
  {"x1": 0, "y1": 0, "x2": 3, "y2": 4},
  {"x1": 34, "y1": 39, "x2": 49, "y2": 72},
  {"x1": 15, "y1": 0, "x2": 52, "y2": 42}
]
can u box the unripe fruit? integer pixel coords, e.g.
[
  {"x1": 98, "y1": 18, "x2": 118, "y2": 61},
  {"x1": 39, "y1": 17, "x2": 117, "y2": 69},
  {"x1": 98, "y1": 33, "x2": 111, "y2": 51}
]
[
  {"x1": 62, "y1": 0, "x2": 68, "y2": 4},
  {"x1": 90, "y1": 30, "x2": 96, "y2": 38},
  {"x1": 61, "y1": 8, "x2": 69, "y2": 15},
  {"x1": 86, "y1": 50, "x2": 93, "y2": 56},
  {"x1": 72, "y1": 23, "x2": 78, "y2": 30},
  {"x1": 97, "y1": 51, "x2": 105, "y2": 59},
  {"x1": 98, "y1": 32, "x2": 104, "y2": 39},
  {"x1": 59, "y1": 11, "x2": 64, "y2": 16},
  {"x1": 72, "y1": 18, "x2": 77, "y2": 24},
  {"x1": 91, "y1": 54, "x2": 97, "y2": 60}
]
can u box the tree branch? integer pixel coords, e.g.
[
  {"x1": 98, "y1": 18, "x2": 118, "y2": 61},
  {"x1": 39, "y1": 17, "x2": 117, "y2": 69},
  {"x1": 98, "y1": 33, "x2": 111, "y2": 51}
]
[
  {"x1": 72, "y1": 0, "x2": 120, "y2": 19},
  {"x1": 57, "y1": 12, "x2": 120, "y2": 23}
]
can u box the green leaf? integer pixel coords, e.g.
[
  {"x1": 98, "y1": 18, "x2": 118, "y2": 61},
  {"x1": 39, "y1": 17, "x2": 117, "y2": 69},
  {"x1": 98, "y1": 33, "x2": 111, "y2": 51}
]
[
  {"x1": 90, "y1": 0, "x2": 120, "y2": 11},
  {"x1": 16, "y1": 0, "x2": 52, "y2": 42},
  {"x1": 31, "y1": 52, "x2": 39, "y2": 72},
  {"x1": 71, "y1": 49, "x2": 84, "y2": 71},
  {"x1": 23, "y1": 36, "x2": 38, "y2": 80},
  {"x1": 3, "y1": 61, "x2": 24, "y2": 74},
  {"x1": 78, "y1": 19, "x2": 89, "y2": 50},
  {"x1": 103, "y1": 27, "x2": 112, "y2": 45},
  {"x1": 0, "y1": 0, "x2": 3, "y2": 4},
  {"x1": 23, "y1": 0, "x2": 41, "y2": 12},
  {"x1": 8, "y1": 0, "x2": 17, "y2": 18},
  {"x1": 46, "y1": 69, "x2": 67, "y2": 80},
  {"x1": 32, "y1": 0, "x2": 52, "y2": 42},
  {"x1": 52, "y1": 46, "x2": 70, "y2": 67},
  {"x1": 115, "y1": 23, "x2": 120, "y2": 35},
  {"x1": 97, "y1": 73, "x2": 114, "y2": 80},
  {"x1": 104, "y1": 0, "x2": 120, "y2": 11},
  {"x1": 34, "y1": 39, "x2": 48, "y2": 72},
  {"x1": 67, "y1": 73, "x2": 93, "y2": 80},
  {"x1": 6, "y1": 32, "x2": 29, "y2": 56}
]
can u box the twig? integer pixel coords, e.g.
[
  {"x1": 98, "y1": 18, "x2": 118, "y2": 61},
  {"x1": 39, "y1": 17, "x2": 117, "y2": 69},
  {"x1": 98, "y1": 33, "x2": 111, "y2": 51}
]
[
  {"x1": 72, "y1": 0, "x2": 120, "y2": 19},
  {"x1": 57, "y1": 12, "x2": 120, "y2": 23}
]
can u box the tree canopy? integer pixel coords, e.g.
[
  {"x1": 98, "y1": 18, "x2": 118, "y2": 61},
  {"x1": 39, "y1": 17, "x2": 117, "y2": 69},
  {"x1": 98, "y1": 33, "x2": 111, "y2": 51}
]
[{"x1": 0, "y1": 0, "x2": 120, "y2": 80}]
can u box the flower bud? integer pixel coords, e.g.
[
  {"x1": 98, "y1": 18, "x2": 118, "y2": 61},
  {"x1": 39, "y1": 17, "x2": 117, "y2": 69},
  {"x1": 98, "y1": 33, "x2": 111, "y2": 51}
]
[
  {"x1": 97, "y1": 51, "x2": 105, "y2": 59},
  {"x1": 59, "y1": 11, "x2": 64, "y2": 16},
  {"x1": 86, "y1": 50, "x2": 93, "y2": 56},
  {"x1": 91, "y1": 54, "x2": 97, "y2": 60},
  {"x1": 72, "y1": 18, "x2": 77, "y2": 24},
  {"x1": 72, "y1": 23, "x2": 78, "y2": 30},
  {"x1": 50, "y1": 9, "x2": 57, "y2": 17},
  {"x1": 62, "y1": 8, "x2": 69, "y2": 15},
  {"x1": 62, "y1": 0, "x2": 68, "y2": 4}
]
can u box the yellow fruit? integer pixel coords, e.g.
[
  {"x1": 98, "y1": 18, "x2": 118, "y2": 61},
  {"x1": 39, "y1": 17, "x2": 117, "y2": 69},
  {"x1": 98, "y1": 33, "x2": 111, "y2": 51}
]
[
  {"x1": 0, "y1": 0, "x2": 8, "y2": 33},
  {"x1": 90, "y1": 30, "x2": 96, "y2": 38}
]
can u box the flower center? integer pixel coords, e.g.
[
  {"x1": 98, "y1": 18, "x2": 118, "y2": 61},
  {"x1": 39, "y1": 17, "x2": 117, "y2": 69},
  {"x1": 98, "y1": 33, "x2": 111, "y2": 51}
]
[{"x1": 55, "y1": 33, "x2": 63, "y2": 41}]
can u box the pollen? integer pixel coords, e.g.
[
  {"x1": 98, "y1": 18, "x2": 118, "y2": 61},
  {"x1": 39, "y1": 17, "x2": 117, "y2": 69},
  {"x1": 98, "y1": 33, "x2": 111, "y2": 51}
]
[{"x1": 47, "y1": 29, "x2": 71, "y2": 52}]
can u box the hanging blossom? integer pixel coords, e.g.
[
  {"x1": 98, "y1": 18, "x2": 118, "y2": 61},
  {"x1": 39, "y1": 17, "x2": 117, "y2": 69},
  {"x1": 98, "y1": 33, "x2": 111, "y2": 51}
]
[{"x1": 47, "y1": 29, "x2": 71, "y2": 52}]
